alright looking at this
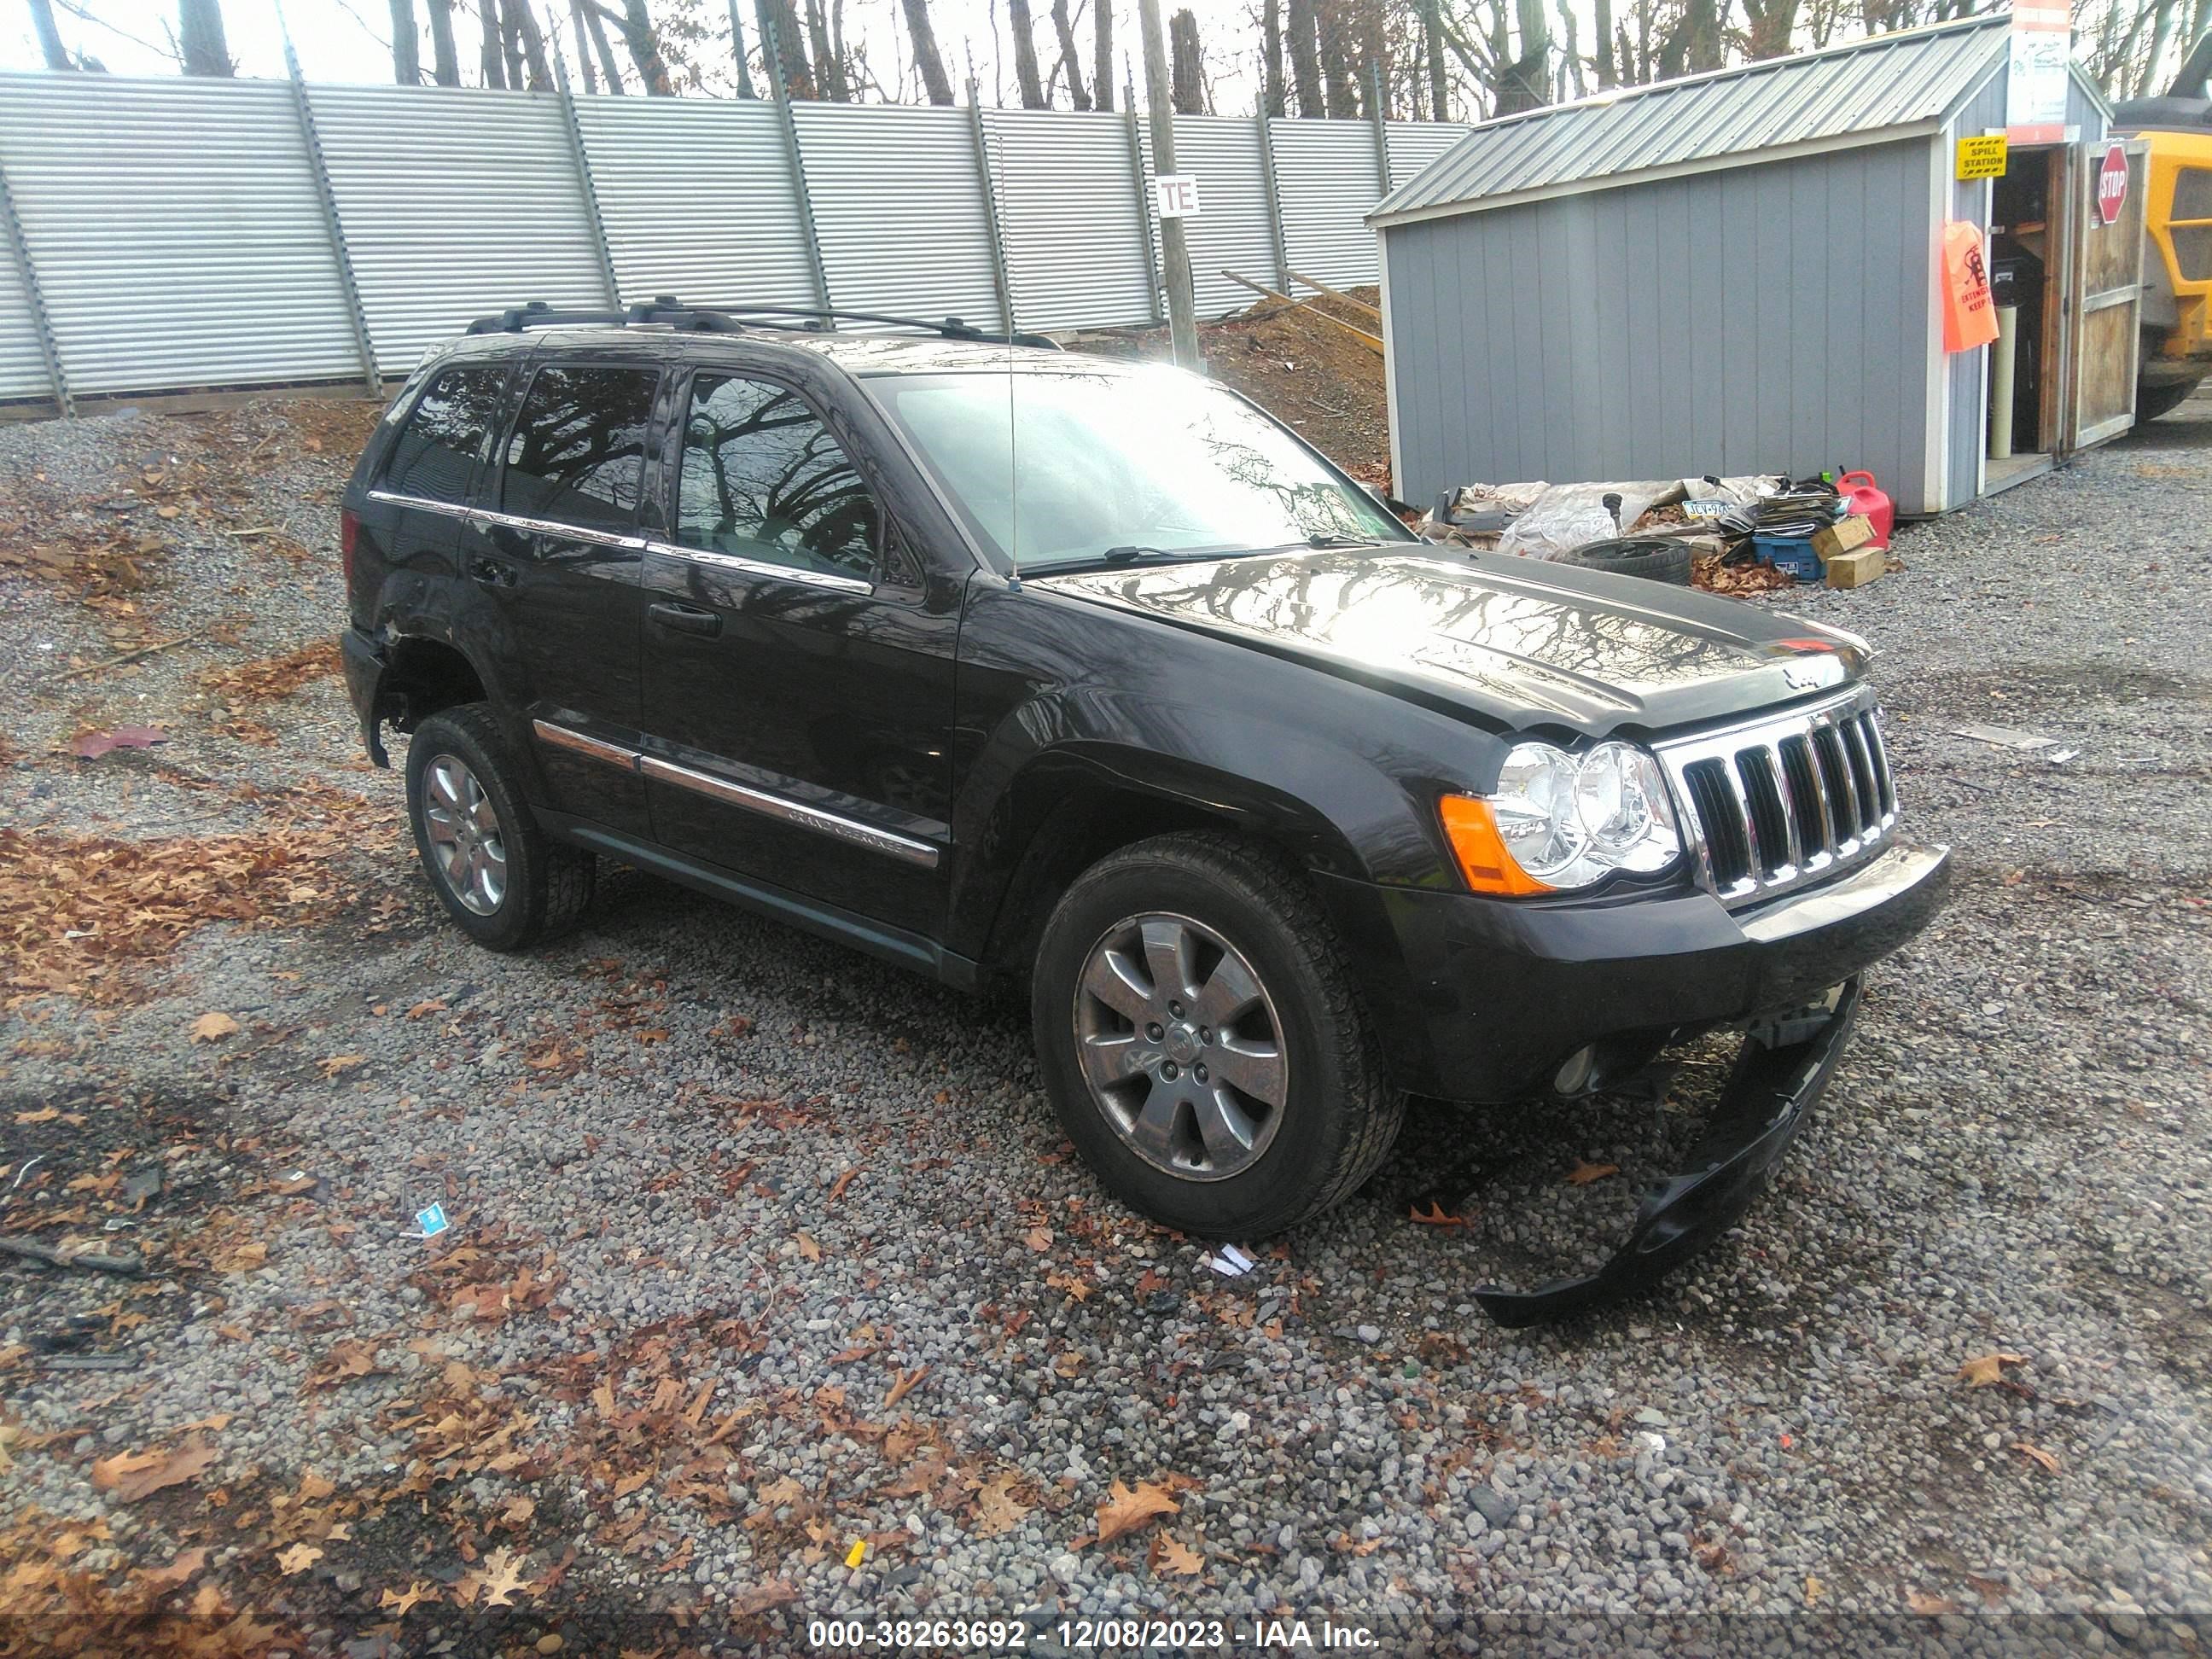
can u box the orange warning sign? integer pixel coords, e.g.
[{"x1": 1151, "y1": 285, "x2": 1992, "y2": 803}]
[{"x1": 1941, "y1": 219, "x2": 2000, "y2": 353}]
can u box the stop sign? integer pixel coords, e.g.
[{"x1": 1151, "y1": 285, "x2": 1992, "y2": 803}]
[{"x1": 2098, "y1": 143, "x2": 2130, "y2": 226}]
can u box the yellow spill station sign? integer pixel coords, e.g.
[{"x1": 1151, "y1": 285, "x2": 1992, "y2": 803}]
[{"x1": 1956, "y1": 135, "x2": 2010, "y2": 181}]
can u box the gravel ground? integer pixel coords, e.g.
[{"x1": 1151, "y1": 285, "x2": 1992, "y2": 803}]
[{"x1": 0, "y1": 391, "x2": 2206, "y2": 1656}]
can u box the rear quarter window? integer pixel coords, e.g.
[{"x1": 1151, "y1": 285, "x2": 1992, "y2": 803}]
[{"x1": 382, "y1": 364, "x2": 508, "y2": 505}]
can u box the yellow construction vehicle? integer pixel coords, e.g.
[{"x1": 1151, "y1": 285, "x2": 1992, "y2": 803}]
[{"x1": 2114, "y1": 36, "x2": 2212, "y2": 418}]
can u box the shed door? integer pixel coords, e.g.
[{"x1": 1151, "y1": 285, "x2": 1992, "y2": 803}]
[{"x1": 2069, "y1": 139, "x2": 2147, "y2": 450}]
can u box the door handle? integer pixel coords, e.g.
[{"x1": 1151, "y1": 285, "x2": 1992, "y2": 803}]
[{"x1": 648, "y1": 601, "x2": 721, "y2": 637}]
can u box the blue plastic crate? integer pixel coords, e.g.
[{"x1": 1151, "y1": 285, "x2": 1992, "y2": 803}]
[{"x1": 1753, "y1": 534, "x2": 1822, "y2": 581}]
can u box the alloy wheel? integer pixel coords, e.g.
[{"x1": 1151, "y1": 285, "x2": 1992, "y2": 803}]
[
  {"x1": 422, "y1": 754, "x2": 508, "y2": 917},
  {"x1": 1071, "y1": 911, "x2": 1289, "y2": 1181}
]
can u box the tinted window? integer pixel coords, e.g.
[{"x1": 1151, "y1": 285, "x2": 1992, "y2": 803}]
[
  {"x1": 502, "y1": 364, "x2": 658, "y2": 534},
  {"x1": 384, "y1": 364, "x2": 505, "y2": 505},
  {"x1": 677, "y1": 375, "x2": 877, "y2": 581}
]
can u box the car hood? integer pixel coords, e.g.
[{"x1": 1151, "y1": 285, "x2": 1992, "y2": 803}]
[{"x1": 1031, "y1": 547, "x2": 1866, "y2": 735}]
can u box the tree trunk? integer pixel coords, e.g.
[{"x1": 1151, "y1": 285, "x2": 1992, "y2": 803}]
[
  {"x1": 1008, "y1": 0, "x2": 1048, "y2": 105},
  {"x1": 387, "y1": 0, "x2": 421, "y2": 82},
  {"x1": 575, "y1": 0, "x2": 599, "y2": 88},
  {"x1": 902, "y1": 0, "x2": 954, "y2": 102},
  {"x1": 1419, "y1": 0, "x2": 1449, "y2": 115},
  {"x1": 757, "y1": 0, "x2": 813, "y2": 95},
  {"x1": 802, "y1": 0, "x2": 845, "y2": 96},
  {"x1": 1318, "y1": 0, "x2": 1356, "y2": 116},
  {"x1": 1050, "y1": 0, "x2": 1091, "y2": 108},
  {"x1": 1687, "y1": 0, "x2": 1724, "y2": 72},
  {"x1": 1590, "y1": 0, "x2": 1613, "y2": 84},
  {"x1": 1094, "y1": 0, "x2": 1113, "y2": 108},
  {"x1": 425, "y1": 0, "x2": 461, "y2": 84},
  {"x1": 1262, "y1": 0, "x2": 1284, "y2": 114},
  {"x1": 602, "y1": 0, "x2": 674, "y2": 93},
  {"x1": 579, "y1": 0, "x2": 626, "y2": 88},
  {"x1": 28, "y1": 0, "x2": 72, "y2": 69},
  {"x1": 178, "y1": 0, "x2": 233, "y2": 76},
  {"x1": 509, "y1": 0, "x2": 554, "y2": 87},
  {"x1": 500, "y1": 1, "x2": 527, "y2": 88},
  {"x1": 1286, "y1": 0, "x2": 1324, "y2": 114},
  {"x1": 479, "y1": 0, "x2": 507, "y2": 85},
  {"x1": 1169, "y1": 6, "x2": 1202, "y2": 111}
]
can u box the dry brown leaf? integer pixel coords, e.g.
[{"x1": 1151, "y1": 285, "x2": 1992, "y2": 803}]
[
  {"x1": 276, "y1": 1543, "x2": 323, "y2": 1575},
  {"x1": 1906, "y1": 1590, "x2": 1958, "y2": 1615},
  {"x1": 827, "y1": 1167, "x2": 859, "y2": 1203},
  {"x1": 405, "y1": 998, "x2": 447, "y2": 1021},
  {"x1": 14, "y1": 1106, "x2": 58, "y2": 1124},
  {"x1": 317, "y1": 1053, "x2": 366, "y2": 1080},
  {"x1": 92, "y1": 1438, "x2": 219, "y2": 1503},
  {"x1": 1957, "y1": 1352, "x2": 2027, "y2": 1388},
  {"x1": 1804, "y1": 1575, "x2": 1825, "y2": 1604},
  {"x1": 1054, "y1": 1351, "x2": 1082, "y2": 1378},
  {"x1": 1023, "y1": 1225, "x2": 1053, "y2": 1252},
  {"x1": 1095, "y1": 1479, "x2": 1180, "y2": 1545},
  {"x1": 731, "y1": 1580, "x2": 800, "y2": 1617},
  {"x1": 189, "y1": 1011, "x2": 240, "y2": 1044},
  {"x1": 973, "y1": 1472, "x2": 1031, "y2": 1538},
  {"x1": 472, "y1": 1545, "x2": 529, "y2": 1608},
  {"x1": 1408, "y1": 1200, "x2": 1466, "y2": 1226},
  {"x1": 378, "y1": 1580, "x2": 436, "y2": 1616},
  {"x1": 884, "y1": 1366, "x2": 928, "y2": 1409},
  {"x1": 1045, "y1": 1270, "x2": 1094, "y2": 1302},
  {"x1": 137, "y1": 1547, "x2": 208, "y2": 1590},
  {"x1": 2011, "y1": 1441, "x2": 2061, "y2": 1475},
  {"x1": 795, "y1": 1231, "x2": 822, "y2": 1263},
  {"x1": 1152, "y1": 1534, "x2": 1205, "y2": 1576},
  {"x1": 1566, "y1": 1161, "x2": 1621, "y2": 1185}
]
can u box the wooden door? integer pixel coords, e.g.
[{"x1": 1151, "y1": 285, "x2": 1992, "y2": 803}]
[{"x1": 2069, "y1": 139, "x2": 2148, "y2": 450}]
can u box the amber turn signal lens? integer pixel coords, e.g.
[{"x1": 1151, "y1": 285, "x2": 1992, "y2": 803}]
[{"x1": 1438, "y1": 795, "x2": 1553, "y2": 896}]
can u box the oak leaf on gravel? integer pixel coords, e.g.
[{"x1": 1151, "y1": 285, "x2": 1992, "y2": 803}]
[
  {"x1": 731, "y1": 1580, "x2": 800, "y2": 1617},
  {"x1": 463, "y1": 1545, "x2": 529, "y2": 1608},
  {"x1": 1957, "y1": 1352, "x2": 2026, "y2": 1388},
  {"x1": 189, "y1": 1011, "x2": 239, "y2": 1044},
  {"x1": 973, "y1": 1472, "x2": 1031, "y2": 1537},
  {"x1": 378, "y1": 1581, "x2": 435, "y2": 1616},
  {"x1": 1152, "y1": 1534, "x2": 1205, "y2": 1576},
  {"x1": 1566, "y1": 1161, "x2": 1620, "y2": 1185},
  {"x1": 1094, "y1": 1479, "x2": 1179, "y2": 1545},
  {"x1": 92, "y1": 1438, "x2": 218, "y2": 1502},
  {"x1": 2011, "y1": 1441, "x2": 2061, "y2": 1474},
  {"x1": 276, "y1": 1544, "x2": 322, "y2": 1575}
]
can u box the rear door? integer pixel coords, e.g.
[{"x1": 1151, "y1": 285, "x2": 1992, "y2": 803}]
[
  {"x1": 2069, "y1": 138, "x2": 2148, "y2": 450},
  {"x1": 465, "y1": 355, "x2": 662, "y2": 836},
  {"x1": 636, "y1": 366, "x2": 958, "y2": 938}
]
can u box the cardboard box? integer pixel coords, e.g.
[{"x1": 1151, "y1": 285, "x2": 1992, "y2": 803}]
[
  {"x1": 1811, "y1": 514, "x2": 1876, "y2": 562},
  {"x1": 1825, "y1": 546, "x2": 1884, "y2": 589}
]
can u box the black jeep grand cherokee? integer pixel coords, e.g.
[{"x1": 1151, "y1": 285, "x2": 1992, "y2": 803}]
[{"x1": 341, "y1": 301, "x2": 1948, "y2": 1323}]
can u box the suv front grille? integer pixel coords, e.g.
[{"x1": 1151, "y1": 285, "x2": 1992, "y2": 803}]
[{"x1": 1656, "y1": 689, "x2": 1896, "y2": 906}]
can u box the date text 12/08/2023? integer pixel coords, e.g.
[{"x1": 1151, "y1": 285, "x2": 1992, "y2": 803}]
[{"x1": 806, "y1": 1617, "x2": 1380, "y2": 1650}]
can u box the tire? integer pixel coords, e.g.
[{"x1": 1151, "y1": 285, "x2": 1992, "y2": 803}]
[
  {"x1": 1569, "y1": 536, "x2": 1694, "y2": 585},
  {"x1": 405, "y1": 704, "x2": 594, "y2": 952},
  {"x1": 2136, "y1": 379, "x2": 2197, "y2": 422},
  {"x1": 1029, "y1": 831, "x2": 1404, "y2": 1237}
]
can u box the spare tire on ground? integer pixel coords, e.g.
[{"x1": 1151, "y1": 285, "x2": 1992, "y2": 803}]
[{"x1": 1565, "y1": 537, "x2": 1694, "y2": 585}]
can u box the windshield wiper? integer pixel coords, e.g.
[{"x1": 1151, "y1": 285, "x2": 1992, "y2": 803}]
[
  {"x1": 1101, "y1": 544, "x2": 1179, "y2": 563},
  {"x1": 1303, "y1": 533, "x2": 1386, "y2": 548}
]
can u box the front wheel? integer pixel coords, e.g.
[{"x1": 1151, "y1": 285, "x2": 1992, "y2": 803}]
[{"x1": 1029, "y1": 832, "x2": 1404, "y2": 1237}]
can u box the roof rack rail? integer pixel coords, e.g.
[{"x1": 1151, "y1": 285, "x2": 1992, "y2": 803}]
[
  {"x1": 464, "y1": 298, "x2": 748, "y2": 335},
  {"x1": 463, "y1": 297, "x2": 1062, "y2": 351},
  {"x1": 709, "y1": 304, "x2": 1062, "y2": 351}
]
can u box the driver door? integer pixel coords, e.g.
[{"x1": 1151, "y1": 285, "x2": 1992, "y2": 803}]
[{"x1": 636, "y1": 368, "x2": 958, "y2": 939}]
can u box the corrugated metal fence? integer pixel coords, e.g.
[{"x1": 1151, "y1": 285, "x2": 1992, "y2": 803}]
[{"x1": 0, "y1": 69, "x2": 1468, "y2": 410}]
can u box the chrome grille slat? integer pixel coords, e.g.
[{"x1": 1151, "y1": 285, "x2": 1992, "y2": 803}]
[{"x1": 1656, "y1": 687, "x2": 1900, "y2": 911}]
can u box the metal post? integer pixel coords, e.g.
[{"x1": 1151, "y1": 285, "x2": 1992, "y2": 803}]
[
  {"x1": 278, "y1": 25, "x2": 381, "y2": 394},
  {"x1": 966, "y1": 83, "x2": 1017, "y2": 335},
  {"x1": 1369, "y1": 64, "x2": 1391, "y2": 195},
  {"x1": 550, "y1": 45, "x2": 622, "y2": 308},
  {"x1": 1138, "y1": 0, "x2": 1200, "y2": 370},
  {"x1": 1254, "y1": 107, "x2": 1290, "y2": 296},
  {"x1": 765, "y1": 15, "x2": 834, "y2": 317},
  {"x1": 1125, "y1": 79, "x2": 1163, "y2": 325},
  {"x1": 0, "y1": 160, "x2": 68, "y2": 416},
  {"x1": 726, "y1": 0, "x2": 759, "y2": 98}
]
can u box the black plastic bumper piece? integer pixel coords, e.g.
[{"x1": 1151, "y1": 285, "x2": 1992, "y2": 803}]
[
  {"x1": 1472, "y1": 975, "x2": 1864, "y2": 1328},
  {"x1": 340, "y1": 626, "x2": 389, "y2": 768}
]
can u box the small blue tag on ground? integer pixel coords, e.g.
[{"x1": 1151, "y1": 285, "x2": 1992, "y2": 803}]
[{"x1": 415, "y1": 1202, "x2": 450, "y2": 1238}]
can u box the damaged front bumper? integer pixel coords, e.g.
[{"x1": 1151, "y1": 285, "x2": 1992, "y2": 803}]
[{"x1": 1473, "y1": 976, "x2": 1863, "y2": 1328}]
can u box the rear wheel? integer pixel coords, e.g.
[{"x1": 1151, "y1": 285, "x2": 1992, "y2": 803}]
[
  {"x1": 1030, "y1": 832, "x2": 1403, "y2": 1237},
  {"x1": 405, "y1": 705, "x2": 593, "y2": 952},
  {"x1": 2136, "y1": 379, "x2": 2197, "y2": 422}
]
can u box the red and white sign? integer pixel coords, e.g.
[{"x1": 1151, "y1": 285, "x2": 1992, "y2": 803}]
[
  {"x1": 2006, "y1": 1, "x2": 2071, "y2": 145},
  {"x1": 1152, "y1": 174, "x2": 1202, "y2": 219},
  {"x1": 2097, "y1": 143, "x2": 2130, "y2": 225}
]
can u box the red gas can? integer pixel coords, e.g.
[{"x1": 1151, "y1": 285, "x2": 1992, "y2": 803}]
[{"x1": 1836, "y1": 471, "x2": 1894, "y2": 550}]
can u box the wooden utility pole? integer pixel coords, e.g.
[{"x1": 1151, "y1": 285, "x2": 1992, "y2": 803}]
[{"x1": 1139, "y1": 0, "x2": 1200, "y2": 370}]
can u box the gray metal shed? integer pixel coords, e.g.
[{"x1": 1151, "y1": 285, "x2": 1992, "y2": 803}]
[{"x1": 1371, "y1": 18, "x2": 2140, "y2": 517}]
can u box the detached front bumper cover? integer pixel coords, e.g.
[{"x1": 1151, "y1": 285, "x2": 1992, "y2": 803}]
[{"x1": 1473, "y1": 975, "x2": 1864, "y2": 1327}]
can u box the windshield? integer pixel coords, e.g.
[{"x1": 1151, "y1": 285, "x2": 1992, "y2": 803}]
[{"x1": 868, "y1": 366, "x2": 1407, "y2": 571}]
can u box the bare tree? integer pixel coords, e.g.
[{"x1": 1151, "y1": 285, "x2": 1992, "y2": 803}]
[
  {"x1": 1318, "y1": 0, "x2": 1356, "y2": 114},
  {"x1": 1049, "y1": 0, "x2": 1091, "y2": 106},
  {"x1": 901, "y1": 0, "x2": 955, "y2": 101},
  {"x1": 1417, "y1": 0, "x2": 1449, "y2": 112},
  {"x1": 29, "y1": 0, "x2": 73, "y2": 68},
  {"x1": 1263, "y1": 0, "x2": 1285, "y2": 112},
  {"x1": 427, "y1": 0, "x2": 462, "y2": 83},
  {"x1": 804, "y1": 0, "x2": 849, "y2": 95},
  {"x1": 178, "y1": 0, "x2": 232, "y2": 76},
  {"x1": 578, "y1": 0, "x2": 626, "y2": 88},
  {"x1": 1287, "y1": 0, "x2": 1324, "y2": 112},
  {"x1": 574, "y1": 0, "x2": 599, "y2": 86},
  {"x1": 589, "y1": 0, "x2": 673, "y2": 92},
  {"x1": 509, "y1": 0, "x2": 553, "y2": 86},
  {"x1": 757, "y1": 0, "x2": 814, "y2": 94},
  {"x1": 1007, "y1": 0, "x2": 1047, "y2": 104},
  {"x1": 479, "y1": 0, "x2": 507, "y2": 84},
  {"x1": 1093, "y1": 0, "x2": 1112, "y2": 108},
  {"x1": 389, "y1": 0, "x2": 421, "y2": 82},
  {"x1": 1168, "y1": 6, "x2": 1203, "y2": 109},
  {"x1": 726, "y1": 0, "x2": 758, "y2": 95}
]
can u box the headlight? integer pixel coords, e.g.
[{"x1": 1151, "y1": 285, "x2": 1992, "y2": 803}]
[{"x1": 1440, "y1": 741, "x2": 1681, "y2": 894}]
